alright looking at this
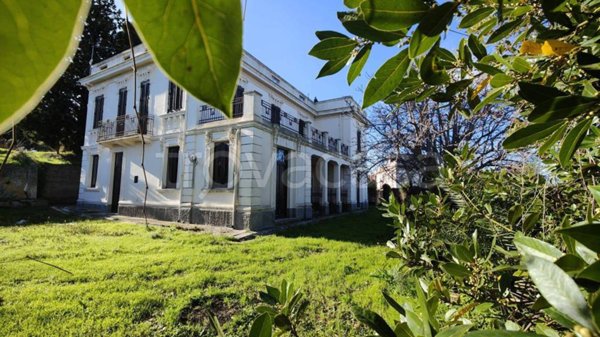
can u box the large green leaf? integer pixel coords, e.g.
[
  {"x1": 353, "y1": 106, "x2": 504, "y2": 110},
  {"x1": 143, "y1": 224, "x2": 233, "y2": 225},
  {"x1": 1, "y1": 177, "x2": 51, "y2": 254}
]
[
  {"x1": 409, "y1": 28, "x2": 440, "y2": 59},
  {"x1": 363, "y1": 49, "x2": 410, "y2": 108},
  {"x1": 558, "y1": 118, "x2": 592, "y2": 167},
  {"x1": 344, "y1": 0, "x2": 363, "y2": 8},
  {"x1": 348, "y1": 45, "x2": 371, "y2": 84},
  {"x1": 361, "y1": 0, "x2": 429, "y2": 31},
  {"x1": 588, "y1": 185, "x2": 600, "y2": 205},
  {"x1": 514, "y1": 232, "x2": 563, "y2": 262},
  {"x1": 487, "y1": 20, "x2": 521, "y2": 44},
  {"x1": 0, "y1": 0, "x2": 90, "y2": 133},
  {"x1": 382, "y1": 291, "x2": 406, "y2": 316},
  {"x1": 421, "y1": 48, "x2": 450, "y2": 85},
  {"x1": 518, "y1": 82, "x2": 567, "y2": 105},
  {"x1": 538, "y1": 122, "x2": 568, "y2": 155},
  {"x1": 418, "y1": 2, "x2": 457, "y2": 37},
  {"x1": 524, "y1": 254, "x2": 594, "y2": 330},
  {"x1": 353, "y1": 306, "x2": 396, "y2": 337},
  {"x1": 309, "y1": 37, "x2": 357, "y2": 60},
  {"x1": 249, "y1": 313, "x2": 273, "y2": 337},
  {"x1": 124, "y1": 0, "x2": 242, "y2": 117},
  {"x1": 503, "y1": 121, "x2": 564, "y2": 149},
  {"x1": 317, "y1": 55, "x2": 351, "y2": 78},
  {"x1": 315, "y1": 30, "x2": 349, "y2": 40},
  {"x1": 459, "y1": 7, "x2": 495, "y2": 28},
  {"x1": 468, "y1": 35, "x2": 487, "y2": 60},
  {"x1": 558, "y1": 223, "x2": 600, "y2": 253},
  {"x1": 442, "y1": 263, "x2": 470, "y2": 278},
  {"x1": 528, "y1": 96, "x2": 597, "y2": 123},
  {"x1": 338, "y1": 12, "x2": 406, "y2": 42},
  {"x1": 577, "y1": 260, "x2": 600, "y2": 282}
]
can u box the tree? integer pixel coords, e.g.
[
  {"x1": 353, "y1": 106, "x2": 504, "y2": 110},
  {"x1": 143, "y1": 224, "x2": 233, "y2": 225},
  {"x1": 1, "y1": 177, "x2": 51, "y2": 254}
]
[
  {"x1": 366, "y1": 99, "x2": 513, "y2": 187},
  {"x1": 16, "y1": 0, "x2": 131, "y2": 154}
]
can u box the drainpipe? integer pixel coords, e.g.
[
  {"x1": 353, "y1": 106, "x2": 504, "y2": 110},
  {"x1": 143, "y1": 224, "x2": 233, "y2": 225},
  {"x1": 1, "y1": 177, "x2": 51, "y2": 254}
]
[
  {"x1": 177, "y1": 112, "x2": 188, "y2": 222},
  {"x1": 231, "y1": 128, "x2": 241, "y2": 228}
]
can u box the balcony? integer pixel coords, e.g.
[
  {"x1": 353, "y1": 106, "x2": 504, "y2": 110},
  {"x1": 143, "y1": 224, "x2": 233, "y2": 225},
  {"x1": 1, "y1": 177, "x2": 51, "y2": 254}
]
[
  {"x1": 328, "y1": 137, "x2": 339, "y2": 153},
  {"x1": 260, "y1": 100, "x2": 307, "y2": 138},
  {"x1": 311, "y1": 127, "x2": 326, "y2": 150},
  {"x1": 97, "y1": 114, "x2": 153, "y2": 146},
  {"x1": 198, "y1": 97, "x2": 244, "y2": 124},
  {"x1": 341, "y1": 143, "x2": 349, "y2": 156}
]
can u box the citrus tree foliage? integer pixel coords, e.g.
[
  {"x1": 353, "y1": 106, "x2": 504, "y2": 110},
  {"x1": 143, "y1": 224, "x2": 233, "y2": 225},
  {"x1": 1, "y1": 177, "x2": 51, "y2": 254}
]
[
  {"x1": 0, "y1": 0, "x2": 243, "y2": 133},
  {"x1": 306, "y1": 0, "x2": 600, "y2": 336}
]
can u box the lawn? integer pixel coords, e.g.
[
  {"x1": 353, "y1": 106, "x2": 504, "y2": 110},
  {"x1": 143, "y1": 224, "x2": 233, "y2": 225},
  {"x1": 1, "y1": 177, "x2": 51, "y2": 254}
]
[
  {"x1": 0, "y1": 208, "x2": 399, "y2": 337},
  {"x1": 0, "y1": 148, "x2": 78, "y2": 166}
]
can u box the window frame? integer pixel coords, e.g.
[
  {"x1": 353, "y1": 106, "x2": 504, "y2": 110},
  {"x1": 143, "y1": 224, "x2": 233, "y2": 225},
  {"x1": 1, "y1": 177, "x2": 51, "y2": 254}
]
[
  {"x1": 212, "y1": 142, "x2": 230, "y2": 189},
  {"x1": 167, "y1": 81, "x2": 184, "y2": 112},
  {"x1": 90, "y1": 154, "x2": 99, "y2": 188},
  {"x1": 165, "y1": 146, "x2": 180, "y2": 189},
  {"x1": 139, "y1": 80, "x2": 150, "y2": 116},
  {"x1": 93, "y1": 95, "x2": 104, "y2": 129}
]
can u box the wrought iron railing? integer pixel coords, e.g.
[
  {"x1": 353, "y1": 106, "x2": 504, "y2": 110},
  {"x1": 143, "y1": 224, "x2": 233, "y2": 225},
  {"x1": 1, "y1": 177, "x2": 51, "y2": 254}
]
[
  {"x1": 341, "y1": 143, "x2": 349, "y2": 156},
  {"x1": 198, "y1": 97, "x2": 244, "y2": 124},
  {"x1": 98, "y1": 114, "x2": 153, "y2": 141},
  {"x1": 260, "y1": 100, "x2": 305, "y2": 136},
  {"x1": 311, "y1": 128, "x2": 326, "y2": 149},
  {"x1": 328, "y1": 137, "x2": 339, "y2": 152}
]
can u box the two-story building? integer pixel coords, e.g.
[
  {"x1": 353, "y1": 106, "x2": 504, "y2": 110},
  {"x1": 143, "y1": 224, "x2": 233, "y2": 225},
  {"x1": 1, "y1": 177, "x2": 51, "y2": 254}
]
[{"x1": 77, "y1": 45, "x2": 368, "y2": 230}]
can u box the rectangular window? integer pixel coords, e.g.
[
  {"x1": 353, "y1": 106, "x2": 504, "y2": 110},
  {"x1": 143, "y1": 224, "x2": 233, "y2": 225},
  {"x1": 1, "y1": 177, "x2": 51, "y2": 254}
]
[
  {"x1": 139, "y1": 80, "x2": 150, "y2": 116},
  {"x1": 212, "y1": 142, "x2": 229, "y2": 188},
  {"x1": 167, "y1": 81, "x2": 184, "y2": 112},
  {"x1": 90, "y1": 155, "x2": 99, "y2": 188},
  {"x1": 357, "y1": 130, "x2": 362, "y2": 153},
  {"x1": 165, "y1": 146, "x2": 179, "y2": 188},
  {"x1": 118, "y1": 88, "x2": 127, "y2": 117},
  {"x1": 93, "y1": 96, "x2": 104, "y2": 128}
]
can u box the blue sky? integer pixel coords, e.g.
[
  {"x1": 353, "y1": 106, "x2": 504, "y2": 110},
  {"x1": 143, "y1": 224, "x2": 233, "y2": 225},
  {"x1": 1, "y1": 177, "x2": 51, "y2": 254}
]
[{"x1": 117, "y1": 0, "x2": 463, "y2": 104}]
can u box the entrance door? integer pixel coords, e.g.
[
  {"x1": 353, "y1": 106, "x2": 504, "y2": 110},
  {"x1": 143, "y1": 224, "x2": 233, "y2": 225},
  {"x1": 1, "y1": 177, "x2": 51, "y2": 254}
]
[
  {"x1": 275, "y1": 148, "x2": 289, "y2": 219},
  {"x1": 110, "y1": 152, "x2": 123, "y2": 213}
]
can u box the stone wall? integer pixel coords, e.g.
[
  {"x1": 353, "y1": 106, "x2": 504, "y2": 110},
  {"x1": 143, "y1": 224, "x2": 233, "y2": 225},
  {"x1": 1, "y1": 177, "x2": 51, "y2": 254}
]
[
  {"x1": 0, "y1": 164, "x2": 37, "y2": 200},
  {"x1": 0, "y1": 163, "x2": 80, "y2": 204}
]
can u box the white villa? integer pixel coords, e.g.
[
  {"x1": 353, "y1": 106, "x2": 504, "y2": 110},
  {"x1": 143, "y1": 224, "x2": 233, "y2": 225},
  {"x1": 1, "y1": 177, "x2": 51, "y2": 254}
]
[{"x1": 77, "y1": 45, "x2": 368, "y2": 230}]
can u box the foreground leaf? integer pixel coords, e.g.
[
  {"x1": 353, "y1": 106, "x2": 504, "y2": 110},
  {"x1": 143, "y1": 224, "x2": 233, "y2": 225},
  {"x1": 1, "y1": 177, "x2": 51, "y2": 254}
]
[
  {"x1": 361, "y1": 0, "x2": 429, "y2": 31},
  {"x1": 418, "y1": 2, "x2": 456, "y2": 37},
  {"x1": 503, "y1": 121, "x2": 564, "y2": 149},
  {"x1": 514, "y1": 232, "x2": 563, "y2": 262},
  {"x1": 528, "y1": 96, "x2": 597, "y2": 123},
  {"x1": 125, "y1": 0, "x2": 242, "y2": 117},
  {"x1": 466, "y1": 332, "x2": 545, "y2": 337},
  {"x1": 524, "y1": 254, "x2": 594, "y2": 330},
  {"x1": 353, "y1": 306, "x2": 396, "y2": 337},
  {"x1": 558, "y1": 118, "x2": 592, "y2": 167},
  {"x1": 348, "y1": 45, "x2": 371, "y2": 84},
  {"x1": 0, "y1": 0, "x2": 91, "y2": 133},
  {"x1": 363, "y1": 49, "x2": 410, "y2": 108},
  {"x1": 558, "y1": 223, "x2": 600, "y2": 253},
  {"x1": 249, "y1": 313, "x2": 273, "y2": 337},
  {"x1": 309, "y1": 37, "x2": 357, "y2": 60}
]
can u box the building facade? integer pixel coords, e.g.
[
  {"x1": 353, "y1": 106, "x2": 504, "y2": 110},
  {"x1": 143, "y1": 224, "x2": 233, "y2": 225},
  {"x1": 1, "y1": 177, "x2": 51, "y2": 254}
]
[{"x1": 78, "y1": 45, "x2": 368, "y2": 230}]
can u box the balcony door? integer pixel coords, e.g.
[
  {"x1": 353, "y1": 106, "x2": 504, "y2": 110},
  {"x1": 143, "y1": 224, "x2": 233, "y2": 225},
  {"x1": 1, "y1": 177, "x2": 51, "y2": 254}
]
[
  {"x1": 275, "y1": 148, "x2": 289, "y2": 219},
  {"x1": 116, "y1": 88, "x2": 127, "y2": 136},
  {"x1": 110, "y1": 152, "x2": 123, "y2": 213}
]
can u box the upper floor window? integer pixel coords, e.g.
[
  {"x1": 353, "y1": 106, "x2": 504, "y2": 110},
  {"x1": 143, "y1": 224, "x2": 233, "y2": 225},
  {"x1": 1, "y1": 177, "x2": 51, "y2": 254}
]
[
  {"x1": 93, "y1": 95, "x2": 104, "y2": 128},
  {"x1": 233, "y1": 86, "x2": 244, "y2": 117},
  {"x1": 168, "y1": 81, "x2": 184, "y2": 112},
  {"x1": 165, "y1": 146, "x2": 179, "y2": 188},
  {"x1": 212, "y1": 142, "x2": 229, "y2": 188},
  {"x1": 357, "y1": 130, "x2": 362, "y2": 153},
  {"x1": 90, "y1": 154, "x2": 99, "y2": 188},
  {"x1": 139, "y1": 80, "x2": 150, "y2": 116},
  {"x1": 117, "y1": 88, "x2": 127, "y2": 116}
]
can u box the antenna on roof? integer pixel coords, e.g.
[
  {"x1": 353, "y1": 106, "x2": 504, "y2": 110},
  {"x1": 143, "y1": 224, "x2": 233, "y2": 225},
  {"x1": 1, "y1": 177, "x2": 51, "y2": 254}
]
[{"x1": 243, "y1": 0, "x2": 248, "y2": 21}]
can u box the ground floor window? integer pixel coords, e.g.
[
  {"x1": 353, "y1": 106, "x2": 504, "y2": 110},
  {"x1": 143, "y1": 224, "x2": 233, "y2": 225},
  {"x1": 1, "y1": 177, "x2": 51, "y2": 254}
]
[
  {"x1": 212, "y1": 142, "x2": 229, "y2": 188},
  {"x1": 90, "y1": 155, "x2": 99, "y2": 188},
  {"x1": 166, "y1": 146, "x2": 179, "y2": 188}
]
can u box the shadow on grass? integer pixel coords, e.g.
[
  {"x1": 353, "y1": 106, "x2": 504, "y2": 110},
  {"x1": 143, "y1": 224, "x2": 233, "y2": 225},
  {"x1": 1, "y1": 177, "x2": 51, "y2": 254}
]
[
  {"x1": 0, "y1": 207, "x2": 80, "y2": 227},
  {"x1": 275, "y1": 208, "x2": 394, "y2": 246}
]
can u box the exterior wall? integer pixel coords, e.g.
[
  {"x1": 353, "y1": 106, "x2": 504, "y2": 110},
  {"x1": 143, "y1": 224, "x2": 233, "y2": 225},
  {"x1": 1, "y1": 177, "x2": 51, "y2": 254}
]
[{"x1": 78, "y1": 46, "x2": 369, "y2": 229}]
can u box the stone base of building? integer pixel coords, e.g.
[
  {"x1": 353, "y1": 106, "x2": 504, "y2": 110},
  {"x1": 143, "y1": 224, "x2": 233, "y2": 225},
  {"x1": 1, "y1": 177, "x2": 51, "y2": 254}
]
[{"x1": 104, "y1": 203, "x2": 367, "y2": 231}]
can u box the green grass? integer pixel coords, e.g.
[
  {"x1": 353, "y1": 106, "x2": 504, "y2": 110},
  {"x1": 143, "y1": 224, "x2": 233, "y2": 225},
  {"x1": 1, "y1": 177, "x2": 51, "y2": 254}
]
[
  {"x1": 0, "y1": 148, "x2": 77, "y2": 165},
  {"x1": 0, "y1": 208, "x2": 401, "y2": 337}
]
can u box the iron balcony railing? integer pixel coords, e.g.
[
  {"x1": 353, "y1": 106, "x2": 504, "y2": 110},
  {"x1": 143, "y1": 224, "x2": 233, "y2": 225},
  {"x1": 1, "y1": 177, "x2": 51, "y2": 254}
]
[
  {"x1": 328, "y1": 137, "x2": 339, "y2": 153},
  {"x1": 311, "y1": 128, "x2": 326, "y2": 149},
  {"x1": 198, "y1": 97, "x2": 244, "y2": 124},
  {"x1": 97, "y1": 114, "x2": 153, "y2": 141},
  {"x1": 341, "y1": 143, "x2": 349, "y2": 156},
  {"x1": 260, "y1": 100, "x2": 307, "y2": 137}
]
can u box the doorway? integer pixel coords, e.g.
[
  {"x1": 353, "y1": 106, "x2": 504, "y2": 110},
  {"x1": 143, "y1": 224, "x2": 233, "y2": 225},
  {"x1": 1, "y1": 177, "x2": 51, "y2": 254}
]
[
  {"x1": 110, "y1": 152, "x2": 123, "y2": 213},
  {"x1": 275, "y1": 148, "x2": 289, "y2": 219}
]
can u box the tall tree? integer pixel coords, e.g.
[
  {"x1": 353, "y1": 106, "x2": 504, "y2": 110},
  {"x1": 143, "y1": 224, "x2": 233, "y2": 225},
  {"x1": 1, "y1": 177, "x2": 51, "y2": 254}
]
[{"x1": 17, "y1": 0, "x2": 132, "y2": 154}]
